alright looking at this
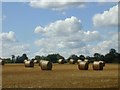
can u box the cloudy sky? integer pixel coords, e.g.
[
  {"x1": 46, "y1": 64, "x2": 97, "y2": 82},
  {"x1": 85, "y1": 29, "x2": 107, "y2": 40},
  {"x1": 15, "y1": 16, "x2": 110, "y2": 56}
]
[{"x1": 1, "y1": 1, "x2": 119, "y2": 59}]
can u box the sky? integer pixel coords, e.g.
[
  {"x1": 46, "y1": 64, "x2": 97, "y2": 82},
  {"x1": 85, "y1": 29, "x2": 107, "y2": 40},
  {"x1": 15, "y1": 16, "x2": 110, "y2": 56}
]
[{"x1": 0, "y1": 0, "x2": 119, "y2": 59}]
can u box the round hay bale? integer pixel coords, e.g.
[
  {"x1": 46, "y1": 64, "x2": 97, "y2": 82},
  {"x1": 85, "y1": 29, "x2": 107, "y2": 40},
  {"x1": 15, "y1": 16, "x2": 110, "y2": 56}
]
[
  {"x1": 34, "y1": 60, "x2": 38, "y2": 63},
  {"x1": 84, "y1": 59, "x2": 90, "y2": 64},
  {"x1": 77, "y1": 59, "x2": 82, "y2": 64},
  {"x1": 93, "y1": 61, "x2": 103, "y2": 70},
  {"x1": 84, "y1": 59, "x2": 88, "y2": 62},
  {"x1": 78, "y1": 61, "x2": 89, "y2": 70},
  {"x1": 99, "y1": 61, "x2": 105, "y2": 67},
  {"x1": 24, "y1": 60, "x2": 34, "y2": 67},
  {"x1": 69, "y1": 59, "x2": 75, "y2": 64},
  {"x1": 39, "y1": 60, "x2": 45, "y2": 66},
  {"x1": 58, "y1": 59, "x2": 64, "y2": 64},
  {"x1": 40, "y1": 61, "x2": 52, "y2": 70},
  {"x1": 0, "y1": 59, "x2": 5, "y2": 65},
  {"x1": 24, "y1": 59, "x2": 28, "y2": 63}
]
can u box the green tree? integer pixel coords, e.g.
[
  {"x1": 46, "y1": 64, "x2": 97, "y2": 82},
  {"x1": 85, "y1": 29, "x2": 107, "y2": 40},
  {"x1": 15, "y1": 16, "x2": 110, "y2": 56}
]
[
  {"x1": 104, "y1": 48, "x2": 119, "y2": 63},
  {"x1": 16, "y1": 54, "x2": 28, "y2": 63},
  {"x1": 11, "y1": 55, "x2": 15, "y2": 63},
  {"x1": 94, "y1": 53, "x2": 101, "y2": 61},
  {"x1": 67, "y1": 54, "x2": 79, "y2": 62},
  {"x1": 104, "y1": 53, "x2": 113, "y2": 63},
  {"x1": 79, "y1": 55, "x2": 85, "y2": 61},
  {"x1": 86, "y1": 56, "x2": 90, "y2": 60},
  {"x1": 47, "y1": 54, "x2": 65, "y2": 63},
  {"x1": 3, "y1": 58, "x2": 11, "y2": 63},
  {"x1": 109, "y1": 48, "x2": 116, "y2": 54},
  {"x1": 99, "y1": 55, "x2": 105, "y2": 61},
  {"x1": 35, "y1": 55, "x2": 41, "y2": 60},
  {"x1": 115, "y1": 53, "x2": 120, "y2": 63}
]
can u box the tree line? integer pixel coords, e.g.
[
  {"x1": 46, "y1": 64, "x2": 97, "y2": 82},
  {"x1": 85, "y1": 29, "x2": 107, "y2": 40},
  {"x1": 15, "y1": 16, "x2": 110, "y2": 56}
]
[{"x1": 1, "y1": 48, "x2": 120, "y2": 63}]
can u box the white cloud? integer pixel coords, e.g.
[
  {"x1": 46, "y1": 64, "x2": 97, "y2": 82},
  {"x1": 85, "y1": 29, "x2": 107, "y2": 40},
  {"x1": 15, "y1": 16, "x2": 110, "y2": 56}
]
[
  {"x1": 0, "y1": 31, "x2": 30, "y2": 58},
  {"x1": 93, "y1": 4, "x2": 118, "y2": 27},
  {"x1": 98, "y1": 0, "x2": 119, "y2": 2},
  {"x1": 83, "y1": 31, "x2": 101, "y2": 42},
  {"x1": 2, "y1": 43, "x2": 30, "y2": 58},
  {"x1": 29, "y1": 0, "x2": 119, "y2": 11},
  {"x1": 29, "y1": 0, "x2": 85, "y2": 11},
  {"x1": 34, "y1": 16, "x2": 101, "y2": 41},
  {"x1": 86, "y1": 32, "x2": 118, "y2": 56},
  {"x1": 35, "y1": 16, "x2": 82, "y2": 36},
  {"x1": 34, "y1": 16, "x2": 102, "y2": 58},
  {"x1": 0, "y1": 31, "x2": 16, "y2": 42},
  {"x1": 34, "y1": 26, "x2": 44, "y2": 33},
  {"x1": 34, "y1": 32, "x2": 118, "y2": 58},
  {"x1": 1, "y1": 0, "x2": 119, "y2": 2},
  {"x1": 46, "y1": 16, "x2": 82, "y2": 36}
]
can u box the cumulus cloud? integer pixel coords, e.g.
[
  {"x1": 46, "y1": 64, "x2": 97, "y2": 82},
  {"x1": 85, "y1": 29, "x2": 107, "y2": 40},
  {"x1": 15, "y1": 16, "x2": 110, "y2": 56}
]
[
  {"x1": 89, "y1": 32, "x2": 118, "y2": 55},
  {"x1": 83, "y1": 31, "x2": 101, "y2": 42},
  {"x1": 2, "y1": 43, "x2": 30, "y2": 58},
  {"x1": 0, "y1": 31, "x2": 30, "y2": 58},
  {"x1": 35, "y1": 16, "x2": 82, "y2": 36},
  {"x1": 93, "y1": 4, "x2": 118, "y2": 27},
  {"x1": 43, "y1": 16, "x2": 82, "y2": 36},
  {"x1": 0, "y1": 31, "x2": 16, "y2": 42},
  {"x1": 34, "y1": 16, "x2": 101, "y2": 41},
  {"x1": 29, "y1": 0, "x2": 85, "y2": 11},
  {"x1": 34, "y1": 26, "x2": 44, "y2": 33},
  {"x1": 34, "y1": 16, "x2": 102, "y2": 57},
  {"x1": 97, "y1": 0, "x2": 119, "y2": 2}
]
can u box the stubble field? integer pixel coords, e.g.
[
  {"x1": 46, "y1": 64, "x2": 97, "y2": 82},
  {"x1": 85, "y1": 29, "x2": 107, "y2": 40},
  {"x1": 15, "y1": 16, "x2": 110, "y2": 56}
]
[{"x1": 2, "y1": 63, "x2": 119, "y2": 88}]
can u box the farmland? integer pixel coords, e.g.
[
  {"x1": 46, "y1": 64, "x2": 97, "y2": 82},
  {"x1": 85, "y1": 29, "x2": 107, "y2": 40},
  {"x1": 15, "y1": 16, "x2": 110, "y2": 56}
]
[{"x1": 2, "y1": 63, "x2": 119, "y2": 88}]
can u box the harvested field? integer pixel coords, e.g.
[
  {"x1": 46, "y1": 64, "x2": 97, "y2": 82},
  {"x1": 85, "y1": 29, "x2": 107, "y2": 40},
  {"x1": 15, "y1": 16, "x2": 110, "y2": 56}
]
[{"x1": 2, "y1": 63, "x2": 119, "y2": 88}]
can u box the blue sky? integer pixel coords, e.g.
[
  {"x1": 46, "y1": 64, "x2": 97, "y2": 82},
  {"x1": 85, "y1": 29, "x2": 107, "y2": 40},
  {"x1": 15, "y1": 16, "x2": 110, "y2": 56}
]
[{"x1": 1, "y1": 1, "x2": 118, "y2": 58}]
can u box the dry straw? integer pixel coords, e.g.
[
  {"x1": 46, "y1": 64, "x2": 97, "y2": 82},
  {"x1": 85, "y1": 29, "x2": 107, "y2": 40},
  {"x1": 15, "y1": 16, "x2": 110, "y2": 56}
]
[
  {"x1": 34, "y1": 60, "x2": 38, "y2": 63},
  {"x1": 78, "y1": 61, "x2": 89, "y2": 70},
  {"x1": 40, "y1": 60, "x2": 52, "y2": 70},
  {"x1": 58, "y1": 59, "x2": 64, "y2": 64},
  {"x1": 93, "y1": 61, "x2": 103, "y2": 70},
  {"x1": 77, "y1": 59, "x2": 82, "y2": 64},
  {"x1": 24, "y1": 60, "x2": 34, "y2": 67},
  {"x1": 24, "y1": 59, "x2": 28, "y2": 63},
  {"x1": 84, "y1": 59, "x2": 90, "y2": 64},
  {"x1": 69, "y1": 59, "x2": 75, "y2": 64},
  {"x1": 84, "y1": 59, "x2": 88, "y2": 62},
  {"x1": 39, "y1": 60, "x2": 44, "y2": 66},
  {"x1": 99, "y1": 61, "x2": 105, "y2": 67}
]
